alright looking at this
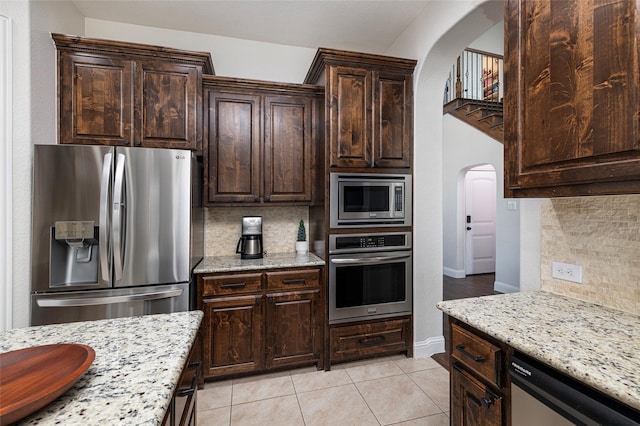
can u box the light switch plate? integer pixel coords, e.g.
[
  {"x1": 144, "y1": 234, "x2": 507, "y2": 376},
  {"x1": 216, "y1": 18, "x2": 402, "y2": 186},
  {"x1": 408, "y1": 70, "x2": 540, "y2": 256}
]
[{"x1": 552, "y1": 262, "x2": 582, "y2": 284}]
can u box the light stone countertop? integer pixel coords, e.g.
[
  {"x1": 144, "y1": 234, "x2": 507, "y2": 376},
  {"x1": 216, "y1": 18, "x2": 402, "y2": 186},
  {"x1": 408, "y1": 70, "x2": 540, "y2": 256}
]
[
  {"x1": 0, "y1": 311, "x2": 203, "y2": 425},
  {"x1": 194, "y1": 252, "x2": 325, "y2": 274},
  {"x1": 437, "y1": 291, "x2": 640, "y2": 411}
]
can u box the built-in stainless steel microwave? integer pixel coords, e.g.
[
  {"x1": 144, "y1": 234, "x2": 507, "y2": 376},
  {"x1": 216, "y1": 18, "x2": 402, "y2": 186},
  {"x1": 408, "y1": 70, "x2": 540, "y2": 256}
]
[{"x1": 330, "y1": 173, "x2": 412, "y2": 228}]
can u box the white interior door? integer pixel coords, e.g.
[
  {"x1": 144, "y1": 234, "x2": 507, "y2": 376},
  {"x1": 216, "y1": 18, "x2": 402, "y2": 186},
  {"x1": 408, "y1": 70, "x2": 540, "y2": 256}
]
[{"x1": 464, "y1": 166, "x2": 496, "y2": 275}]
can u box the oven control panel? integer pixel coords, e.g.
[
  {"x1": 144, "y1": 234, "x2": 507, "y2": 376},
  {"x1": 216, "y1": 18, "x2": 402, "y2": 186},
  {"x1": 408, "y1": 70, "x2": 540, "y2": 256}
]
[{"x1": 329, "y1": 232, "x2": 412, "y2": 253}]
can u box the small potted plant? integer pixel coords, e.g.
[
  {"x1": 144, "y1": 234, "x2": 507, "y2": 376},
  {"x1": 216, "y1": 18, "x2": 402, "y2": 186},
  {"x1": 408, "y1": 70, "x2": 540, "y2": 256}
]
[{"x1": 295, "y1": 220, "x2": 308, "y2": 254}]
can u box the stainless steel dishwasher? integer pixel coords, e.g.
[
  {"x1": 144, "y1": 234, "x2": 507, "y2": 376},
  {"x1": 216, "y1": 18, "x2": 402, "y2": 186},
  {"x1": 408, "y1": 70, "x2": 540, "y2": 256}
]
[{"x1": 509, "y1": 352, "x2": 640, "y2": 426}]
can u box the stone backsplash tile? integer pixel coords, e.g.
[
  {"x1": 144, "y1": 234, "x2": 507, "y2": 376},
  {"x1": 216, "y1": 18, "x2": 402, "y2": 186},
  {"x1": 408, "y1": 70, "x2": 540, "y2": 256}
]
[
  {"x1": 540, "y1": 195, "x2": 640, "y2": 315},
  {"x1": 205, "y1": 206, "x2": 309, "y2": 257}
]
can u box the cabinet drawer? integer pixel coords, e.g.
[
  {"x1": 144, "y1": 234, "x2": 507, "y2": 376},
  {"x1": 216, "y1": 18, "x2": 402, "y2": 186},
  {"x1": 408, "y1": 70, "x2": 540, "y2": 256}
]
[
  {"x1": 201, "y1": 273, "x2": 263, "y2": 296},
  {"x1": 330, "y1": 317, "x2": 410, "y2": 363},
  {"x1": 266, "y1": 269, "x2": 319, "y2": 290},
  {"x1": 451, "y1": 323, "x2": 501, "y2": 387}
]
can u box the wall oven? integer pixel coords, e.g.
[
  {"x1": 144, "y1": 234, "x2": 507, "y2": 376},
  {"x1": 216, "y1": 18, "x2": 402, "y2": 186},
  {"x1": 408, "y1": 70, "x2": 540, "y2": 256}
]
[
  {"x1": 330, "y1": 173, "x2": 412, "y2": 228},
  {"x1": 329, "y1": 232, "x2": 412, "y2": 324}
]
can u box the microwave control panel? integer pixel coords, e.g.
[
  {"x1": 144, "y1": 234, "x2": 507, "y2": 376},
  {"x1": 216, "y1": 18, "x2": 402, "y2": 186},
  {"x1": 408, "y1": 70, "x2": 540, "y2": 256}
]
[{"x1": 330, "y1": 232, "x2": 412, "y2": 253}]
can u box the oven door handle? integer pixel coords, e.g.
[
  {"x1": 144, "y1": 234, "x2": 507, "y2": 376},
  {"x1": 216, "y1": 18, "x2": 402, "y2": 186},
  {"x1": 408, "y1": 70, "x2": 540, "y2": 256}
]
[{"x1": 331, "y1": 254, "x2": 411, "y2": 265}]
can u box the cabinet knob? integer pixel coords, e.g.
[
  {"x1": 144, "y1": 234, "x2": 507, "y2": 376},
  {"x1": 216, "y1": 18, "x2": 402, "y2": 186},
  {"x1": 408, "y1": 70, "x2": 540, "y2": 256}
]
[
  {"x1": 123, "y1": 140, "x2": 129, "y2": 146},
  {"x1": 134, "y1": 140, "x2": 141, "y2": 147},
  {"x1": 481, "y1": 397, "x2": 494, "y2": 408},
  {"x1": 265, "y1": 195, "x2": 270, "y2": 202},
  {"x1": 254, "y1": 195, "x2": 259, "y2": 202}
]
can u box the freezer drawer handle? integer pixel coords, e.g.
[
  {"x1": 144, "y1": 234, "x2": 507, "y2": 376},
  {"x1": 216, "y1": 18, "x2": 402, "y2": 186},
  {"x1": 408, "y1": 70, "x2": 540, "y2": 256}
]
[{"x1": 36, "y1": 289, "x2": 183, "y2": 307}]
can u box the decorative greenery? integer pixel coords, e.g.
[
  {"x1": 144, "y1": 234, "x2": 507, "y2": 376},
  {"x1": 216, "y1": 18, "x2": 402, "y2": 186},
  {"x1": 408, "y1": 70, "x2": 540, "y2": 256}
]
[{"x1": 297, "y1": 220, "x2": 307, "y2": 242}]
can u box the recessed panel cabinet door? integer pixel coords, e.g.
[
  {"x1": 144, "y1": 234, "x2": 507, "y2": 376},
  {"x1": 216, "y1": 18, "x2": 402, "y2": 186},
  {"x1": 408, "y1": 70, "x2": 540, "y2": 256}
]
[
  {"x1": 264, "y1": 96, "x2": 312, "y2": 202},
  {"x1": 329, "y1": 66, "x2": 372, "y2": 168},
  {"x1": 59, "y1": 54, "x2": 134, "y2": 146},
  {"x1": 504, "y1": 0, "x2": 640, "y2": 196},
  {"x1": 373, "y1": 71, "x2": 413, "y2": 168},
  {"x1": 202, "y1": 296, "x2": 264, "y2": 377},
  {"x1": 451, "y1": 365, "x2": 502, "y2": 426},
  {"x1": 138, "y1": 62, "x2": 200, "y2": 150},
  {"x1": 265, "y1": 289, "x2": 321, "y2": 369},
  {"x1": 206, "y1": 92, "x2": 261, "y2": 203}
]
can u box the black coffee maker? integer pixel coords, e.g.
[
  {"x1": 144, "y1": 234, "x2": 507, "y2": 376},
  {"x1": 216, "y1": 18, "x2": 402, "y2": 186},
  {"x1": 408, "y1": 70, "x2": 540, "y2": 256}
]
[{"x1": 236, "y1": 216, "x2": 263, "y2": 259}]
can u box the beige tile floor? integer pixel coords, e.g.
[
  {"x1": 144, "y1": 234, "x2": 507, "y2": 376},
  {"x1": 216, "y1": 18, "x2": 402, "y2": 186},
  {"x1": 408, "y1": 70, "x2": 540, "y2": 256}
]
[{"x1": 197, "y1": 355, "x2": 450, "y2": 426}]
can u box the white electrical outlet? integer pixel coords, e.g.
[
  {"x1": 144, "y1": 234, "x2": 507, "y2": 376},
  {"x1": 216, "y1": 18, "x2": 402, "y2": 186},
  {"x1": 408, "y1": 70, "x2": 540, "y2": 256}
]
[{"x1": 552, "y1": 262, "x2": 583, "y2": 284}]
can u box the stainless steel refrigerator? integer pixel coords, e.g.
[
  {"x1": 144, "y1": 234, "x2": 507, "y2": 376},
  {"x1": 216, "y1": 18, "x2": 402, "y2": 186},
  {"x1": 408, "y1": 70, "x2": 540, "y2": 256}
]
[{"x1": 30, "y1": 144, "x2": 203, "y2": 326}]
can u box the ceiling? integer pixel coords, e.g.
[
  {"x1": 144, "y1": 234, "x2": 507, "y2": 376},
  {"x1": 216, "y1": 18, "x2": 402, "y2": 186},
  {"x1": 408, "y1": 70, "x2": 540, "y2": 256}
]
[{"x1": 70, "y1": 0, "x2": 433, "y2": 53}]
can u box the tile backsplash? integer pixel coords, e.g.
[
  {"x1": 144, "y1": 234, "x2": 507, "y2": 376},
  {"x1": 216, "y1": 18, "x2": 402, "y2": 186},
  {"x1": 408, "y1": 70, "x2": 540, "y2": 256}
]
[
  {"x1": 540, "y1": 195, "x2": 640, "y2": 315},
  {"x1": 205, "y1": 206, "x2": 309, "y2": 257}
]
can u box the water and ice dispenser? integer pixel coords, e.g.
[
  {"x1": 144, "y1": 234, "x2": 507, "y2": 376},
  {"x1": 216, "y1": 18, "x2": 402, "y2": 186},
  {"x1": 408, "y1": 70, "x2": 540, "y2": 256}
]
[{"x1": 49, "y1": 220, "x2": 99, "y2": 286}]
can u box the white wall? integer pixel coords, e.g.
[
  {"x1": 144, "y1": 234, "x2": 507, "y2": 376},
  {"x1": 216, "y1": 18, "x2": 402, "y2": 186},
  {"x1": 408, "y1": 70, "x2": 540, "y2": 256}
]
[
  {"x1": 1, "y1": 0, "x2": 84, "y2": 328},
  {"x1": 442, "y1": 114, "x2": 520, "y2": 294},
  {"x1": 85, "y1": 18, "x2": 316, "y2": 83},
  {"x1": 384, "y1": 0, "x2": 505, "y2": 356}
]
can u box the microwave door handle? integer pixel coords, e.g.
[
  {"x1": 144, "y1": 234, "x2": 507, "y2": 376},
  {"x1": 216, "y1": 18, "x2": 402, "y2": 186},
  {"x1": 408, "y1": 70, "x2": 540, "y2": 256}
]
[
  {"x1": 112, "y1": 153, "x2": 126, "y2": 281},
  {"x1": 331, "y1": 254, "x2": 411, "y2": 265},
  {"x1": 99, "y1": 152, "x2": 113, "y2": 282}
]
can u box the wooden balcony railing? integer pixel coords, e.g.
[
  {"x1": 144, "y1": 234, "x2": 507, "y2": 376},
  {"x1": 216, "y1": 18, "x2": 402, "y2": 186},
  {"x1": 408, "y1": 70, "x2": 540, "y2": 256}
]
[{"x1": 443, "y1": 49, "x2": 503, "y2": 105}]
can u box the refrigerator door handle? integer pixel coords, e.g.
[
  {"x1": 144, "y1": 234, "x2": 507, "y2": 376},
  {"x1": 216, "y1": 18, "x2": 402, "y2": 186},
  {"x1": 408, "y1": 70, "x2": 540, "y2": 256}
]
[
  {"x1": 112, "y1": 153, "x2": 126, "y2": 281},
  {"x1": 99, "y1": 152, "x2": 113, "y2": 282},
  {"x1": 35, "y1": 289, "x2": 184, "y2": 307}
]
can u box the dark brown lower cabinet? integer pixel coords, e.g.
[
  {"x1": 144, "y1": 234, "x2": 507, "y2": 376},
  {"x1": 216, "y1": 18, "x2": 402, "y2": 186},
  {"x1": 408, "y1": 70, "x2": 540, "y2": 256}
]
[
  {"x1": 328, "y1": 316, "x2": 412, "y2": 366},
  {"x1": 451, "y1": 363, "x2": 502, "y2": 426},
  {"x1": 202, "y1": 295, "x2": 264, "y2": 377},
  {"x1": 198, "y1": 267, "x2": 323, "y2": 380},
  {"x1": 162, "y1": 358, "x2": 201, "y2": 426},
  {"x1": 449, "y1": 319, "x2": 510, "y2": 426}
]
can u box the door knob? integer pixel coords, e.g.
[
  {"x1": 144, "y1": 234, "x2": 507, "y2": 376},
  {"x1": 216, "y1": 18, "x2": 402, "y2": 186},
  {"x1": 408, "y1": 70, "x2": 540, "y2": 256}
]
[{"x1": 466, "y1": 227, "x2": 472, "y2": 230}]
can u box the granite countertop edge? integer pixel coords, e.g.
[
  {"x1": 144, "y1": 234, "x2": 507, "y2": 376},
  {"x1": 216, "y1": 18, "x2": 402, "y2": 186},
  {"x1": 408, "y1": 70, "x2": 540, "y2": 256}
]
[
  {"x1": 0, "y1": 311, "x2": 203, "y2": 425},
  {"x1": 437, "y1": 291, "x2": 640, "y2": 412},
  {"x1": 194, "y1": 253, "x2": 325, "y2": 274}
]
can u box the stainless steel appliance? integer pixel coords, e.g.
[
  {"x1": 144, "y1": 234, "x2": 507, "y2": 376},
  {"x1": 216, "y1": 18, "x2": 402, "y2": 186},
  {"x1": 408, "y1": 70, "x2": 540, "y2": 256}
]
[
  {"x1": 30, "y1": 144, "x2": 203, "y2": 326},
  {"x1": 330, "y1": 173, "x2": 412, "y2": 228},
  {"x1": 509, "y1": 352, "x2": 640, "y2": 425},
  {"x1": 328, "y1": 232, "x2": 412, "y2": 324},
  {"x1": 236, "y1": 216, "x2": 263, "y2": 259}
]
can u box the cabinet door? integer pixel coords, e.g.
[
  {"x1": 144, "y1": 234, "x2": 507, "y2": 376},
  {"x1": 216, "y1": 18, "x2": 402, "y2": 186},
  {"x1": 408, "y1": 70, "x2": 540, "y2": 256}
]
[
  {"x1": 265, "y1": 289, "x2": 321, "y2": 369},
  {"x1": 137, "y1": 61, "x2": 201, "y2": 150},
  {"x1": 205, "y1": 91, "x2": 261, "y2": 203},
  {"x1": 328, "y1": 66, "x2": 372, "y2": 168},
  {"x1": 504, "y1": 0, "x2": 640, "y2": 196},
  {"x1": 202, "y1": 295, "x2": 264, "y2": 378},
  {"x1": 264, "y1": 95, "x2": 313, "y2": 202},
  {"x1": 451, "y1": 364, "x2": 502, "y2": 426},
  {"x1": 59, "y1": 53, "x2": 134, "y2": 146},
  {"x1": 372, "y1": 71, "x2": 413, "y2": 168}
]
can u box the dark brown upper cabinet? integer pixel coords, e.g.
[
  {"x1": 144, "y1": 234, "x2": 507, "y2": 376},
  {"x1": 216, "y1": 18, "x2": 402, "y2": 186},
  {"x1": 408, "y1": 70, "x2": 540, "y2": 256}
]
[
  {"x1": 305, "y1": 48, "x2": 416, "y2": 170},
  {"x1": 504, "y1": 0, "x2": 640, "y2": 197},
  {"x1": 203, "y1": 76, "x2": 323, "y2": 205},
  {"x1": 53, "y1": 33, "x2": 214, "y2": 152}
]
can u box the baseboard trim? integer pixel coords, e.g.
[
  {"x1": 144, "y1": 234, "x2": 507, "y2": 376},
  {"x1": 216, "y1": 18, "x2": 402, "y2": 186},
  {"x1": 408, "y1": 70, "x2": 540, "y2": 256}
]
[
  {"x1": 413, "y1": 335, "x2": 445, "y2": 358},
  {"x1": 494, "y1": 280, "x2": 519, "y2": 294},
  {"x1": 443, "y1": 267, "x2": 465, "y2": 278}
]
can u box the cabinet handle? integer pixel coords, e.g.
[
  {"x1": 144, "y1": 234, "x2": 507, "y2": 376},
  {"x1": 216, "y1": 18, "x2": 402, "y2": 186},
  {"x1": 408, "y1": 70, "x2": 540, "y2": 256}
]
[
  {"x1": 123, "y1": 140, "x2": 129, "y2": 146},
  {"x1": 268, "y1": 296, "x2": 274, "y2": 303},
  {"x1": 265, "y1": 195, "x2": 270, "y2": 202},
  {"x1": 256, "y1": 297, "x2": 261, "y2": 305},
  {"x1": 358, "y1": 336, "x2": 385, "y2": 347},
  {"x1": 455, "y1": 344, "x2": 485, "y2": 362},
  {"x1": 481, "y1": 389, "x2": 500, "y2": 409},
  {"x1": 281, "y1": 278, "x2": 306, "y2": 285},
  {"x1": 134, "y1": 140, "x2": 141, "y2": 146},
  {"x1": 177, "y1": 361, "x2": 202, "y2": 397},
  {"x1": 254, "y1": 195, "x2": 259, "y2": 202},
  {"x1": 220, "y1": 282, "x2": 246, "y2": 289}
]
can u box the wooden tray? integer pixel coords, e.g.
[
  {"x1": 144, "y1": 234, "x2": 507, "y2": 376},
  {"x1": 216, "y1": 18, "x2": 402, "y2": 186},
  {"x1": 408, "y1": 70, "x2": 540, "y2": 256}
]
[{"x1": 0, "y1": 343, "x2": 95, "y2": 425}]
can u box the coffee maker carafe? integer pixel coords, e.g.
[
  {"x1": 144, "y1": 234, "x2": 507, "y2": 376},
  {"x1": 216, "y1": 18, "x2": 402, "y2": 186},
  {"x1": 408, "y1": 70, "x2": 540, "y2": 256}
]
[{"x1": 236, "y1": 216, "x2": 263, "y2": 259}]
